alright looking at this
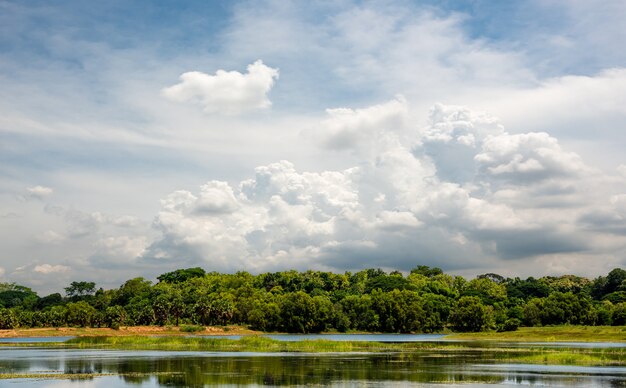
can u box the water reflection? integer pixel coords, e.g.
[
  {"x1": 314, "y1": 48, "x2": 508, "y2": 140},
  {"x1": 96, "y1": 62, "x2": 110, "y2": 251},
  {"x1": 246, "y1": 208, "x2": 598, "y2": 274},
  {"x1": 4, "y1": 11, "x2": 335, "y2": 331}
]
[
  {"x1": 0, "y1": 336, "x2": 75, "y2": 343},
  {"x1": 2, "y1": 348, "x2": 626, "y2": 387}
]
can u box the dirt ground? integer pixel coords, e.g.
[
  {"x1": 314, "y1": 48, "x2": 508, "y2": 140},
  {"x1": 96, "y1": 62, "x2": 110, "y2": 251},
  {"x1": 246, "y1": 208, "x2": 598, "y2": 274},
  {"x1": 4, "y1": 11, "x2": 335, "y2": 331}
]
[{"x1": 0, "y1": 325, "x2": 260, "y2": 338}]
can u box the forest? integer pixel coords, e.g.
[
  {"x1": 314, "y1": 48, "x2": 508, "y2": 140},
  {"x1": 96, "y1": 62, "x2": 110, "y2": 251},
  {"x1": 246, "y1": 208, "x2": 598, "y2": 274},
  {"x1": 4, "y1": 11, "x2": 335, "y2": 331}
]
[{"x1": 1, "y1": 266, "x2": 625, "y2": 333}]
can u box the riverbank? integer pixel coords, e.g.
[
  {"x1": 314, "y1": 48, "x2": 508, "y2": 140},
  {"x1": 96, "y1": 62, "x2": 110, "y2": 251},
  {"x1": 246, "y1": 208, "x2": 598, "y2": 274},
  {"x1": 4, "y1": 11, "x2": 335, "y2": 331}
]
[
  {"x1": 1, "y1": 325, "x2": 625, "y2": 342},
  {"x1": 0, "y1": 325, "x2": 260, "y2": 338}
]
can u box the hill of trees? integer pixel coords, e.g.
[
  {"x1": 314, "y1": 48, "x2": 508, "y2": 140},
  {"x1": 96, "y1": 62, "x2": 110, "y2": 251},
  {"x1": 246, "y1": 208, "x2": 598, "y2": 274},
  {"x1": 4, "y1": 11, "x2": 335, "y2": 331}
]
[{"x1": 1, "y1": 267, "x2": 625, "y2": 333}]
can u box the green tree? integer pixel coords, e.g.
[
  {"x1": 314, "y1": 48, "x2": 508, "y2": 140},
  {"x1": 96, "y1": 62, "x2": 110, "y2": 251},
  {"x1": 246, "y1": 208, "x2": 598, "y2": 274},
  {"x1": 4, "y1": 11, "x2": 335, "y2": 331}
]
[
  {"x1": 36, "y1": 293, "x2": 64, "y2": 310},
  {"x1": 153, "y1": 294, "x2": 172, "y2": 326},
  {"x1": 450, "y1": 296, "x2": 494, "y2": 332},
  {"x1": 364, "y1": 274, "x2": 416, "y2": 293},
  {"x1": 410, "y1": 265, "x2": 443, "y2": 278},
  {"x1": 605, "y1": 268, "x2": 626, "y2": 294},
  {"x1": 0, "y1": 308, "x2": 19, "y2": 329},
  {"x1": 157, "y1": 267, "x2": 206, "y2": 284},
  {"x1": 421, "y1": 293, "x2": 452, "y2": 332},
  {"x1": 66, "y1": 301, "x2": 96, "y2": 327},
  {"x1": 462, "y1": 278, "x2": 507, "y2": 306},
  {"x1": 47, "y1": 305, "x2": 68, "y2": 327},
  {"x1": 126, "y1": 298, "x2": 154, "y2": 325},
  {"x1": 64, "y1": 281, "x2": 96, "y2": 301},
  {"x1": 279, "y1": 291, "x2": 319, "y2": 333},
  {"x1": 105, "y1": 306, "x2": 127, "y2": 329},
  {"x1": 248, "y1": 300, "x2": 281, "y2": 331},
  {"x1": 506, "y1": 277, "x2": 550, "y2": 301},
  {"x1": 340, "y1": 294, "x2": 379, "y2": 331},
  {"x1": 371, "y1": 289, "x2": 424, "y2": 333},
  {"x1": 613, "y1": 303, "x2": 626, "y2": 325},
  {"x1": 112, "y1": 277, "x2": 152, "y2": 306},
  {"x1": 0, "y1": 283, "x2": 38, "y2": 309}
]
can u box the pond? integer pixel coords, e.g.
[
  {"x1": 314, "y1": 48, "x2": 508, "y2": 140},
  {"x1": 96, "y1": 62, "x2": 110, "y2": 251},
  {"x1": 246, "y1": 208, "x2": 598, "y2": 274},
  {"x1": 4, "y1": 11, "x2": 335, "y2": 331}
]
[{"x1": 1, "y1": 345, "x2": 626, "y2": 387}]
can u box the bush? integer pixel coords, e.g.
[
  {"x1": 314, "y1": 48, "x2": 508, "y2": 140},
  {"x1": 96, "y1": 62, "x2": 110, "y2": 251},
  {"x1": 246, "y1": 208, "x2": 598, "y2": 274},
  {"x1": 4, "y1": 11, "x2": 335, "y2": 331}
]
[
  {"x1": 180, "y1": 324, "x2": 205, "y2": 333},
  {"x1": 498, "y1": 318, "x2": 521, "y2": 332}
]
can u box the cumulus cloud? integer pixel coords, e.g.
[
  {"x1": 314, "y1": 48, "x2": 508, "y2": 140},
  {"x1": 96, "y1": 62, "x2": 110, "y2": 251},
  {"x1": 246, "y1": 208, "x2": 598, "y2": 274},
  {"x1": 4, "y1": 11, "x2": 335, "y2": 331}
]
[
  {"x1": 475, "y1": 132, "x2": 587, "y2": 183},
  {"x1": 418, "y1": 104, "x2": 504, "y2": 184},
  {"x1": 34, "y1": 264, "x2": 70, "y2": 274},
  {"x1": 195, "y1": 181, "x2": 240, "y2": 214},
  {"x1": 144, "y1": 160, "x2": 364, "y2": 271},
  {"x1": 318, "y1": 96, "x2": 408, "y2": 151},
  {"x1": 26, "y1": 185, "x2": 53, "y2": 199},
  {"x1": 162, "y1": 60, "x2": 279, "y2": 114},
  {"x1": 140, "y1": 102, "x2": 626, "y2": 275}
]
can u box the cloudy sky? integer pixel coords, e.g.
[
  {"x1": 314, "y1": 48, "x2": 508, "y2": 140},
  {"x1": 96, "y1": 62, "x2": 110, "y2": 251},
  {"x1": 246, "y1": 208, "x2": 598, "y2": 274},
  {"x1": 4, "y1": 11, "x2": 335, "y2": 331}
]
[{"x1": 2, "y1": 0, "x2": 626, "y2": 294}]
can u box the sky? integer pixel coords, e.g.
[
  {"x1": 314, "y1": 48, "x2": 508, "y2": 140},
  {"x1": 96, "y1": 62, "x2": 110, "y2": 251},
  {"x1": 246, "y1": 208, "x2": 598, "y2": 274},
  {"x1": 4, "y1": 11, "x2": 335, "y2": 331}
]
[{"x1": 2, "y1": 0, "x2": 626, "y2": 295}]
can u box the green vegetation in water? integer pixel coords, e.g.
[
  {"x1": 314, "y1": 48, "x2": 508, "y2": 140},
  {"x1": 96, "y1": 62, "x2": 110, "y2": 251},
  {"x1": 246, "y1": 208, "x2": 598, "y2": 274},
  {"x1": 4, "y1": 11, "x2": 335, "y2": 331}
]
[
  {"x1": 64, "y1": 335, "x2": 626, "y2": 366},
  {"x1": 446, "y1": 325, "x2": 626, "y2": 342},
  {"x1": 67, "y1": 335, "x2": 429, "y2": 353},
  {"x1": 508, "y1": 350, "x2": 625, "y2": 366}
]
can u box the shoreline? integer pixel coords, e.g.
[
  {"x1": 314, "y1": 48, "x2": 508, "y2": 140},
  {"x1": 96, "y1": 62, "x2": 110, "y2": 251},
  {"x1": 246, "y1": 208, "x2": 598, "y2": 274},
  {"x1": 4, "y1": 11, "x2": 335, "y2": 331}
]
[
  {"x1": 1, "y1": 325, "x2": 625, "y2": 342},
  {"x1": 0, "y1": 325, "x2": 260, "y2": 338}
]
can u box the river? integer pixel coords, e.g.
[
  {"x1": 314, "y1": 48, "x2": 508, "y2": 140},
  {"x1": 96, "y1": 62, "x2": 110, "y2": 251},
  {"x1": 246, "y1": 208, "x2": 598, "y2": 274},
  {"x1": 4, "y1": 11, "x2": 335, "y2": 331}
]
[{"x1": 0, "y1": 334, "x2": 625, "y2": 387}]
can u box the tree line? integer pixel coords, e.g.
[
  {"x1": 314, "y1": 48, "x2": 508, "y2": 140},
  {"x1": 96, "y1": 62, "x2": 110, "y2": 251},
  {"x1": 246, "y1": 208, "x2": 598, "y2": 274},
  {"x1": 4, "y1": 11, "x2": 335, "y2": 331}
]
[{"x1": 1, "y1": 266, "x2": 626, "y2": 333}]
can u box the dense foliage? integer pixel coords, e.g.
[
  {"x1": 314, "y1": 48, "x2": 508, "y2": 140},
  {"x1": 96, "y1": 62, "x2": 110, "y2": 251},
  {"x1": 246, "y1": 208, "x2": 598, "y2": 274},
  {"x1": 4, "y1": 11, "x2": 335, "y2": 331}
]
[{"x1": 1, "y1": 267, "x2": 626, "y2": 333}]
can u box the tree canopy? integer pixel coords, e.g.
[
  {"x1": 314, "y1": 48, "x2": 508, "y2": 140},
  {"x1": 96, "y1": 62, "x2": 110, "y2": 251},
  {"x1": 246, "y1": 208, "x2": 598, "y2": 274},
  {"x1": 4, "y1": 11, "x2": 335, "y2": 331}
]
[{"x1": 0, "y1": 266, "x2": 624, "y2": 333}]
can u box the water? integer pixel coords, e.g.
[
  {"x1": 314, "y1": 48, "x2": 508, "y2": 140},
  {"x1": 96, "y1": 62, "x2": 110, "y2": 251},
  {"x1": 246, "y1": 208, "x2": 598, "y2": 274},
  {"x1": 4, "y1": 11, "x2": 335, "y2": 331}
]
[
  {"x1": 1, "y1": 344, "x2": 626, "y2": 387},
  {"x1": 0, "y1": 337, "x2": 75, "y2": 344},
  {"x1": 263, "y1": 333, "x2": 447, "y2": 342},
  {"x1": 1, "y1": 335, "x2": 625, "y2": 386},
  {"x1": 4, "y1": 334, "x2": 625, "y2": 348},
  {"x1": 183, "y1": 334, "x2": 448, "y2": 342}
]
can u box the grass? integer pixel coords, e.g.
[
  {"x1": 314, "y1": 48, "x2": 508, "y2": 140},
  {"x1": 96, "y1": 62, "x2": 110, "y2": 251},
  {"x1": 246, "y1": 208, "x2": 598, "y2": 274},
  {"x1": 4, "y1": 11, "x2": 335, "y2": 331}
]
[
  {"x1": 66, "y1": 335, "x2": 423, "y2": 352},
  {"x1": 65, "y1": 334, "x2": 505, "y2": 354},
  {"x1": 0, "y1": 325, "x2": 258, "y2": 338},
  {"x1": 62, "y1": 335, "x2": 626, "y2": 366},
  {"x1": 179, "y1": 324, "x2": 205, "y2": 333},
  {"x1": 3, "y1": 325, "x2": 626, "y2": 369},
  {"x1": 509, "y1": 351, "x2": 621, "y2": 366},
  {"x1": 445, "y1": 326, "x2": 626, "y2": 342}
]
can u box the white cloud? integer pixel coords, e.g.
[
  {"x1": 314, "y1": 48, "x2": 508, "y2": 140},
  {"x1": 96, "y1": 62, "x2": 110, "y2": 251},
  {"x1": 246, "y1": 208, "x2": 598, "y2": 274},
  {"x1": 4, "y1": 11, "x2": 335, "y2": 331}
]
[
  {"x1": 376, "y1": 210, "x2": 421, "y2": 230},
  {"x1": 318, "y1": 96, "x2": 408, "y2": 150},
  {"x1": 475, "y1": 132, "x2": 587, "y2": 182},
  {"x1": 4, "y1": 1, "x2": 626, "y2": 291},
  {"x1": 0, "y1": 267, "x2": 4, "y2": 277},
  {"x1": 145, "y1": 160, "x2": 364, "y2": 271},
  {"x1": 34, "y1": 264, "x2": 70, "y2": 274},
  {"x1": 90, "y1": 236, "x2": 147, "y2": 267},
  {"x1": 195, "y1": 181, "x2": 240, "y2": 214},
  {"x1": 161, "y1": 60, "x2": 279, "y2": 114},
  {"x1": 26, "y1": 185, "x2": 53, "y2": 199},
  {"x1": 140, "y1": 102, "x2": 626, "y2": 276},
  {"x1": 480, "y1": 69, "x2": 626, "y2": 169}
]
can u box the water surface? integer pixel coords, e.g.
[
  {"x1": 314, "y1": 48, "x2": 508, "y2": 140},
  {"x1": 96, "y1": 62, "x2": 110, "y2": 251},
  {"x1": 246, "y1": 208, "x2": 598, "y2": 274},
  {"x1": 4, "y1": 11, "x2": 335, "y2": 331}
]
[{"x1": 1, "y1": 346, "x2": 625, "y2": 387}]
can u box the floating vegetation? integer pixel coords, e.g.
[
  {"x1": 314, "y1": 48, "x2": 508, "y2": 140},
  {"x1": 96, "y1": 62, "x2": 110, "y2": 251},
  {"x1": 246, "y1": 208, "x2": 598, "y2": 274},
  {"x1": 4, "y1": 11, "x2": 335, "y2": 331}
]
[
  {"x1": 63, "y1": 335, "x2": 626, "y2": 367},
  {"x1": 446, "y1": 326, "x2": 626, "y2": 342}
]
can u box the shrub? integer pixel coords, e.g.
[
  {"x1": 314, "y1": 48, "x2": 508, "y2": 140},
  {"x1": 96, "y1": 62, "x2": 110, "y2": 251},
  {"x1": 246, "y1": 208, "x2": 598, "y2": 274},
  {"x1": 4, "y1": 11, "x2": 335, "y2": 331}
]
[{"x1": 180, "y1": 324, "x2": 205, "y2": 333}]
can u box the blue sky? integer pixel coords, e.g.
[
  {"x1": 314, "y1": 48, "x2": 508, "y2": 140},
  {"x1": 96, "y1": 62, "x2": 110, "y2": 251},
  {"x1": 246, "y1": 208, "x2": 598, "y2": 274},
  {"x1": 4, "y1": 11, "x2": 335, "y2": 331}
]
[{"x1": 2, "y1": 0, "x2": 626, "y2": 294}]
